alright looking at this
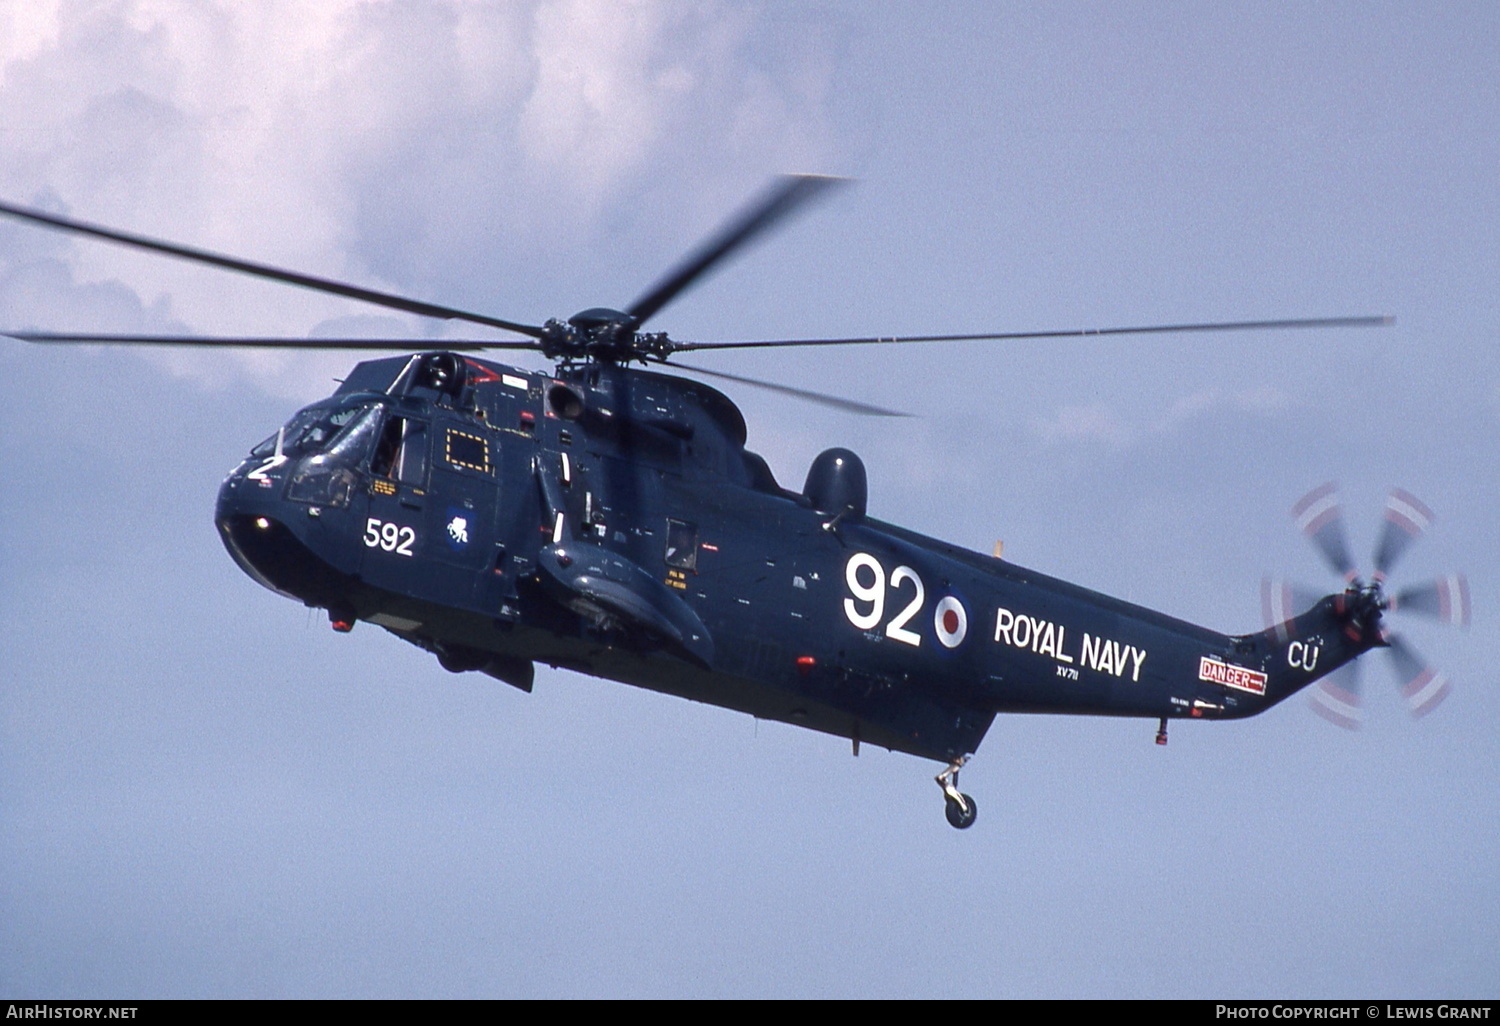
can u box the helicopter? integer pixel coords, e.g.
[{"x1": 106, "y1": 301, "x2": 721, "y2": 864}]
[{"x1": 0, "y1": 175, "x2": 1448, "y2": 829}]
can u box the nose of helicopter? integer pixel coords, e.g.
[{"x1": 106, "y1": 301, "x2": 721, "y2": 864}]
[
  {"x1": 214, "y1": 462, "x2": 353, "y2": 606},
  {"x1": 215, "y1": 465, "x2": 302, "y2": 600}
]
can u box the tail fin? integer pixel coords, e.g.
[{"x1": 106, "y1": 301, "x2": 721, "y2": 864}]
[{"x1": 1207, "y1": 590, "x2": 1386, "y2": 719}]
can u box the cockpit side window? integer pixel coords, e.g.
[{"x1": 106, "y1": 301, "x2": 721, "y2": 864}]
[
  {"x1": 371, "y1": 415, "x2": 428, "y2": 486},
  {"x1": 664, "y1": 518, "x2": 699, "y2": 571},
  {"x1": 252, "y1": 401, "x2": 379, "y2": 459}
]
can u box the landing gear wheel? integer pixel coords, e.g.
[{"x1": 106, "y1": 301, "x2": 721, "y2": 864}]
[
  {"x1": 945, "y1": 793, "x2": 978, "y2": 829},
  {"x1": 935, "y1": 755, "x2": 977, "y2": 830}
]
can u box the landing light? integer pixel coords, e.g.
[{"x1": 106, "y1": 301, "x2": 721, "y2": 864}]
[{"x1": 254, "y1": 517, "x2": 271, "y2": 530}]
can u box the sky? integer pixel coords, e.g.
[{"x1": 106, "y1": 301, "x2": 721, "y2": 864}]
[{"x1": 2, "y1": 0, "x2": 1497, "y2": 999}]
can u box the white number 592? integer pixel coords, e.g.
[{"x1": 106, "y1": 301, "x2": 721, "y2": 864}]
[{"x1": 364, "y1": 517, "x2": 416, "y2": 556}]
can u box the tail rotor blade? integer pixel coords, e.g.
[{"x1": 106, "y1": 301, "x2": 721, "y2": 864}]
[
  {"x1": 1309, "y1": 662, "x2": 1362, "y2": 730},
  {"x1": 1385, "y1": 634, "x2": 1451, "y2": 718},
  {"x1": 1373, "y1": 488, "x2": 1434, "y2": 580},
  {"x1": 1292, "y1": 482, "x2": 1357, "y2": 581},
  {"x1": 1391, "y1": 574, "x2": 1471, "y2": 628},
  {"x1": 1280, "y1": 485, "x2": 1463, "y2": 727},
  {"x1": 1262, "y1": 577, "x2": 1293, "y2": 635},
  {"x1": 1261, "y1": 577, "x2": 1325, "y2": 639}
]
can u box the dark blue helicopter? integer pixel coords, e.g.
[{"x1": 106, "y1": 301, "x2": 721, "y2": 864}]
[{"x1": 0, "y1": 177, "x2": 1458, "y2": 828}]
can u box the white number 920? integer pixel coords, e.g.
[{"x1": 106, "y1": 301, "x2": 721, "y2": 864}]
[{"x1": 364, "y1": 517, "x2": 416, "y2": 557}]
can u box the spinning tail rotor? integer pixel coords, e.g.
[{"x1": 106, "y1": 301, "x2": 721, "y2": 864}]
[{"x1": 1265, "y1": 483, "x2": 1469, "y2": 729}]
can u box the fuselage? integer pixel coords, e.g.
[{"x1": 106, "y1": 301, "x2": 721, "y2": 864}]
[{"x1": 216, "y1": 353, "x2": 1385, "y2": 763}]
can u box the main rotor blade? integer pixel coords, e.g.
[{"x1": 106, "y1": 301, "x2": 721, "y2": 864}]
[
  {"x1": 1385, "y1": 634, "x2": 1451, "y2": 718},
  {"x1": 657, "y1": 359, "x2": 910, "y2": 417},
  {"x1": 668, "y1": 315, "x2": 1392, "y2": 353},
  {"x1": 5, "y1": 331, "x2": 544, "y2": 352},
  {"x1": 627, "y1": 174, "x2": 847, "y2": 326},
  {"x1": 0, "y1": 199, "x2": 545, "y2": 338},
  {"x1": 1292, "y1": 482, "x2": 1358, "y2": 581},
  {"x1": 1392, "y1": 574, "x2": 1471, "y2": 627}
]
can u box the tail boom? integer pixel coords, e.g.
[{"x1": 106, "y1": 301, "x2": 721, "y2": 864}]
[{"x1": 1194, "y1": 591, "x2": 1386, "y2": 721}]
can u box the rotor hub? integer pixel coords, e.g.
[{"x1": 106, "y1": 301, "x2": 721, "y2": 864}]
[
  {"x1": 537, "y1": 308, "x2": 674, "y2": 365},
  {"x1": 1338, "y1": 579, "x2": 1388, "y2": 640}
]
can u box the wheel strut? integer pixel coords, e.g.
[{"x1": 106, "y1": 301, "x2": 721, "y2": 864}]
[{"x1": 935, "y1": 756, "x2": 978, "y2": 829}]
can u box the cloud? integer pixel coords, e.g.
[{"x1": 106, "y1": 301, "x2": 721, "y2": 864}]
[
  {"x1": 0, "y1": 1, "x2": 839, "y2": 398},
  {"x1": 1029, "y1": 385, "x2": 1293, "y2": 450},
  {"x1": 1154, "y1": 384, "x2": 1290, "y2": 431},
  {"x1": 1030, "y1": 402, "x2": 1134, "y2": 448}
]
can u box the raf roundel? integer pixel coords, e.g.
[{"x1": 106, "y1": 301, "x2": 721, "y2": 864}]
[{"x1": 934, "y1": 595, "x2": 968, "y2": 649}]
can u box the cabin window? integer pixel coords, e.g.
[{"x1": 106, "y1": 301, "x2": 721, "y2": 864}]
[
  {"x1": 445, "y1": 428, "x2": 491, "y2": 474},
  {"x1": 664, "y1": 518, "x2": 698, "y2": 571}
]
